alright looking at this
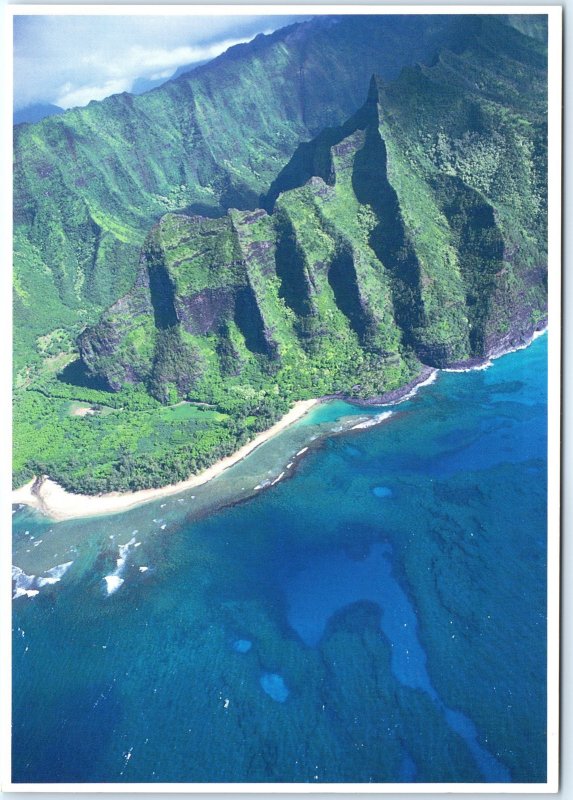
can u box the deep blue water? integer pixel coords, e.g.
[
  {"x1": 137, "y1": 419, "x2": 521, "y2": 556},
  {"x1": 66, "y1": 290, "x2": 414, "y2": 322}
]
[{"x1": 12, "y1": 336, "x2": 548, "y2": 784}]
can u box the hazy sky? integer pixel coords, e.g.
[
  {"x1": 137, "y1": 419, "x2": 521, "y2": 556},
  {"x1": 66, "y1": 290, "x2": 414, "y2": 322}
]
[{"x1": 13, "y1": 14, "x2": 307, "y2": 110}]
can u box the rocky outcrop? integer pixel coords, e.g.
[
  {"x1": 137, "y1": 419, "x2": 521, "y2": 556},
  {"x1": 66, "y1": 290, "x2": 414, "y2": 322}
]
[
  {"x1": 78, "y1": 273, "x2": 154, "y2": 390},
  {"x1": 176, "y1": 288, "x2": 235, "y2": 336}
]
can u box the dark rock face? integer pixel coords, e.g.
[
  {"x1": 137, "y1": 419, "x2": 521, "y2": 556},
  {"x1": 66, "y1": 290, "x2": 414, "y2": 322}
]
[
  {"x1": 484, "y1": 262, "x2": 548, "y2": 357},
  {"x1": 148, "y1": 263, "x2": 178, "y2": 330},
  {"x1": 78, "y1": 321, "x2": 135, "y2": 392},
  {"x1": 176, "y1": 288, "x2": 235, "y2": 335},
  {"x1": 233, "y1": 285, "x2": 274, "y2": 356},
  {"x1": 414, "y1": 342, "x2": 464, "y2": 370},
  {"x1": 78, "y1": 280, "x2": 154, "y2": 390},
  {"x1": 78, "y1": 320, "x2": 121, "y2": 365},
  {"x1": 274, "y1": 213, "x2": 313, "y2": 318},
  {"x1": 149, "y1": 327, "x2": 204, "y2": 402},
  {"x1": 77, "y1": 209, "x2": 283, "y2": 398},
  {"x1": 352, "y1": 117, "x2": 426, "y2": 351}
]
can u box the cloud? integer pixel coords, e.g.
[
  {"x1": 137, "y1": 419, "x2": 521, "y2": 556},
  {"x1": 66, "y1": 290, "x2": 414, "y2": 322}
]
[
  {"x1": 53, "y1": 36, "x2": 257, "y2": 108},
  {"x1": 56, "y1": 79, "x2": 134, "y2": 110},
  {"x1": 13, "y1": 14, "x2": 307, "y2": 110}
]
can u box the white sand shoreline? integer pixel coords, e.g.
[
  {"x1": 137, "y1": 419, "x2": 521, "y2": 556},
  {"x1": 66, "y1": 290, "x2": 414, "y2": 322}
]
[
  {"x1": 11, "y1": 399, "x2": 319, "y2": 522},
  {"x1": 13, "y1": 330, "x2": 547, "y2": 524}
]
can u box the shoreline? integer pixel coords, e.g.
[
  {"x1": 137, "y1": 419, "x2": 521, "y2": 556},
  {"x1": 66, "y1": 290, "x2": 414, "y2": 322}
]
[
  {"x1": 12, "y1": 326, "x2": 547, "y2": 524},
  {"x1": 11, "y1": 399, "x2": 319, "y2": 522},
  {"x1": 344, "y1": 365, "x2": 438, "y2": 407},
  {"x1": 442, "y1": 325, "x2": 548, "y2": 373}
]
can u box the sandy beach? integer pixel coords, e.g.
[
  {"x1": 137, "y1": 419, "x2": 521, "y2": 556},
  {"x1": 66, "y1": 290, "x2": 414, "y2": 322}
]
[{"x1": 11, "y1": 399, "x2": 319, "y2": 522}]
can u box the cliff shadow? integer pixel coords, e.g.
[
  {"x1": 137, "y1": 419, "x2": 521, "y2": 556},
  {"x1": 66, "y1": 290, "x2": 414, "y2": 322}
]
[
  {"x1": 352, "y1": 124, "x2": 425, "y2": 348},
  {"x1": 57, "y1": 359, "x2": 114, "y2": 392}
]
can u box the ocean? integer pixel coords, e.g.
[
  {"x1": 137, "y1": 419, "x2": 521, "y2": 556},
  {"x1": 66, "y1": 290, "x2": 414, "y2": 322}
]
[{"x1": 11, "y1": 334, "x2": 548, "y2": 784}]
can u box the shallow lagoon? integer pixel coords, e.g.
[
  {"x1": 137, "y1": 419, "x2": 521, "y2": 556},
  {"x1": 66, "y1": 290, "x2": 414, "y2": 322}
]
[{"x1": 12, "y1": 335, "x2": 548, "y2": 783}]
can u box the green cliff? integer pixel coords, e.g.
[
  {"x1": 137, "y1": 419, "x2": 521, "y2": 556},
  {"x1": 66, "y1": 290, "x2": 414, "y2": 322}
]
[
  {"x1": 14, "y1": 14, "x2": 462, "y2": 377},
  {"x1": 80, "y1": 15, "x2": 548, "y2": 402},
  {"x1": 13, "y1": 14, "x2": 548, "y2": 493}
]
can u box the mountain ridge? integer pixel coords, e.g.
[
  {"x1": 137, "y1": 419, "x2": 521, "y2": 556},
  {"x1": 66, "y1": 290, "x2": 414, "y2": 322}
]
[
  {"x1": 78, "y1": 40, "x2": 547, "y2": 407},
  {"x1": 13, "y1": 13, "x2": 481, "y2": 375},
  {"x1": 13, "y1": 103, "x2": 65, "y2": 125}
]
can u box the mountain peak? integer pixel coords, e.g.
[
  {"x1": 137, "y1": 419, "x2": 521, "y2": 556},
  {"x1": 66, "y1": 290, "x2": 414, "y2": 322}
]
[{"x1": 367, "y1": 74, "x2": 384, "y2": 105}]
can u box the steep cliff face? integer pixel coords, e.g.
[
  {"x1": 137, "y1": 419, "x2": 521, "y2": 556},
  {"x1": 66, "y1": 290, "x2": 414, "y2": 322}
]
[
  {"x1": 264, "y1": 15, "x2": 548, "y2": 364},
  {"x1": 371, "y1": 16, "x2": 548, "y2": 360},
  {"x1": 14, "y1": 14, "x2": 470, "y2": 375},
  {"x1": 79, "y1": 16, "x2": 547, "y2": 403},
  {"x1": 79, "y1": 181, "x2": 417, "y2": 405}
]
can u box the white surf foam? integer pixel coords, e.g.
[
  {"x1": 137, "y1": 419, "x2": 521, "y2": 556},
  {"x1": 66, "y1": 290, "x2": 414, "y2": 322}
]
[
  {"x1": 104, "y1": 575, "x2": 124, "y2": 595},
  {"x1": 351, "y1": 411, "x2": 393, "y2": 430},
  {"x1": 36, "y1": 561, "x2": 74, "y2": 588},
  {"x1": 398, "y1": 370, "x2": 439, "y2": 401},
  {"x1": 118, "y1": 536, "x2": 136, "y2": 560},
  {"x1": 103, "y1": 537, "x2": 137, "y2": 595},
  {"x1": 12, "y1": 566, "x2": 38, "y2": 599},
  {"x1": 443, "y1": 361, "x2": 493, "y2": 373}
]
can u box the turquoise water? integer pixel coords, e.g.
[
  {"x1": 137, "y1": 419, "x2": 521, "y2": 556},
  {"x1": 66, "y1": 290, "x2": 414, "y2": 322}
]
[{"x1": 12, "y1": 336, "x2": 548, "y2": 783}]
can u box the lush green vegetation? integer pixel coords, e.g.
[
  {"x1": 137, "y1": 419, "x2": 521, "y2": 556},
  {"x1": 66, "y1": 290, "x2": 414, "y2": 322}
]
[
  {"x1": 13, "y1": 373, "x2": 294, "y2": 493},
  {"x1": 13, "y1": 15, "x2": 548, "y2": 494}
]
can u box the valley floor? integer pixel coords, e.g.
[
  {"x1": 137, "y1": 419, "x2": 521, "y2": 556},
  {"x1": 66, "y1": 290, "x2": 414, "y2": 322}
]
[{"x1": 11, "y1": 399, "x2": 319, "y2": 521}]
